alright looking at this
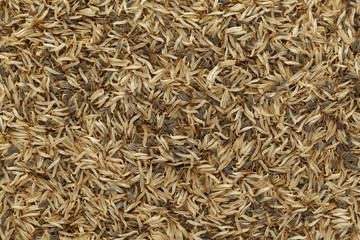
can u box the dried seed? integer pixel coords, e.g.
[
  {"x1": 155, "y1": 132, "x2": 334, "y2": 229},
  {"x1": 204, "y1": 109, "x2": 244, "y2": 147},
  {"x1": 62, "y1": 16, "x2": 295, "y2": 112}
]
[
  {"x1": 179, "y1": 92, "x2": 192, "y2": 101},
  {"x1": 292, "y1": 37, "x2": 302, "y2": 41},
  {"x1": 343, "y1": 151, "x2": 357, "y2": 163},
  {"x1": 99, "y1": 107, "x2": 108, "y2": 113},
  {"x1": 39, "y1": 200, "x2": 49, "y2": 209},
  {"x1": 8, "y1": 145, "x2": 18, "y2": 155},
  {"x1": 1, "y1": 210, "x2": 10, "y2": 225},
  {"x1": 351, "y1": 39, "x2": 360, "y2": 53},
  {"x1": 106, "y1": 187, "x2": 116, "y2": 193},
  {"x1": 60, "y1": 83, "x2": 70, "y2": 89},
  {"x1": 306, "y1": 100, "x2": 317, "y2": 109}
]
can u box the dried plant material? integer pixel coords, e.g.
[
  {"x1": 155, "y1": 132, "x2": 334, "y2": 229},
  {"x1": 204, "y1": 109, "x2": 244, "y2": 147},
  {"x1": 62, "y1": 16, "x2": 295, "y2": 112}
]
[{"x1": 1, "y1": 0, "x2": 360, "y2": 239}]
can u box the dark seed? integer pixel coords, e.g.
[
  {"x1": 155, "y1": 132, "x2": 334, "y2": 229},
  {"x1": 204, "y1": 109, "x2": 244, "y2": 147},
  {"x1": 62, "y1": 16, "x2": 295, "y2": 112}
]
[
  {"x1": 106, "y1": 187, "x2": 116, "y2": 192},
  {"x1": 69, "y1": 105, "x2": 76, "y2": 114},
  {"x1": 306, "y1": 100, "x2": 317, "y2": 109},
  {"x1": 1, "y1": 209, "x2": 10, "y2": 224},
  {"x1": 114, "y1": 26, "x2": 122, "y2": 33},
  {"x1": 354, "y1": 83, "x2": 360, "y2": 95},
  {"x1": 8, "y1": 145, "x2": 18, "y2": 155},
  {"x1": 50, "y1": 234, "x2": 59, "y2": 240},
  {"x1": 39, "y1": 200, "x2": 49, "y2": 208},
  {"x1": 298, "y1": 54, "x2": 305, "y2": 63},
  {"x1": 322, "y1": 101, "x2": 332, "y2": 107},
  {"x1": 20, "y1": 89, "x2": 25, "y2": 99},
  {"x1": 127, "y1": 191, "x2": 135, "y2": 200},
  {"x1": 6, "y1": 159, "x2": 14, "y2": 167},
  {"x1": 99, "y1": 107, "x2": 108, "y2": 113},
  {"x1": 289, "y1": 15, "x2": 296, "y2": 21},
  {"x1": 345, "y1": 72, "x2": 357, "y2": 80},
  {"x1": 343, "y1": 151, "x2": 357, "y2": 163},
  {"x1": 336, "y1": 200, "x2": 347, "y2": 208},
  {"x1": 64, "y1": 117, "x2": 70, "y2": 126},
  {"x1": 83, "y1": 83, "x2": 91, "y2": 92},
  {"x1": 351, "y1": 39, "x2": 360, "y2": 53},
  {"x1": 78, "y1": 94, "x2": 84, "y2": 104},
  {"x1": 179, "y1": 92, "x2": 192, "y2": 101},
  {"x1": 60, "y1": 83, "x2": 70, "y2": 89},
  {"x1": 25, "y1": 104, "x2": 32, "y2": 111},
  {"x1": 186, "y1": 51, "x2": 192, "y2": 62},
  {"x1": 99, "y1": 59, "x2": 105, "y2": 66}
]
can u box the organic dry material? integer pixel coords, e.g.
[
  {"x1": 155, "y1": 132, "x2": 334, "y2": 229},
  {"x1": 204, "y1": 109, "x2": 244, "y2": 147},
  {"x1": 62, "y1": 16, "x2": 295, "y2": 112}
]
[{"x1": 1, "y1": 0, "x2": 360, "y2": 239}]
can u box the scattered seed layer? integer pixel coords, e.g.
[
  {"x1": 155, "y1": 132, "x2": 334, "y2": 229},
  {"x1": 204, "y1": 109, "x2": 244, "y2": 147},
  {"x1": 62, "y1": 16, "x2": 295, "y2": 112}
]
[{"x1": 1, "y1": 0, "x2": 360, "y2": 239}]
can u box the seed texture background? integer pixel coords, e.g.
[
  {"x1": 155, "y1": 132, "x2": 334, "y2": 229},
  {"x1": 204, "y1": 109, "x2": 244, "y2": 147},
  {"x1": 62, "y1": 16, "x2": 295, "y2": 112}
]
[{"x1": 1, "y1": 0, "x2": 360, "y2": 239}]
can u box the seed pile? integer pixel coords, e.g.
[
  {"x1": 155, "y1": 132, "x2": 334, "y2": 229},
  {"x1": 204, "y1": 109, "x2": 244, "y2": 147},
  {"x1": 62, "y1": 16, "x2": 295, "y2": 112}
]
[{"x1": 1, "y1": 0, "x2": 360, "y2": 239}]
